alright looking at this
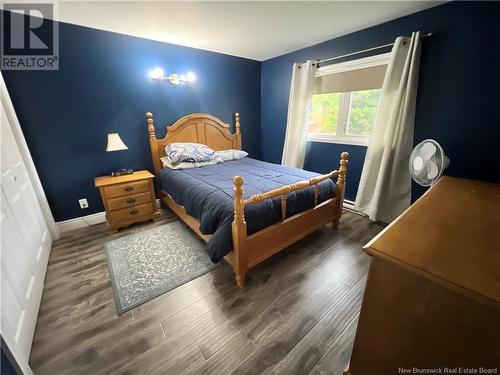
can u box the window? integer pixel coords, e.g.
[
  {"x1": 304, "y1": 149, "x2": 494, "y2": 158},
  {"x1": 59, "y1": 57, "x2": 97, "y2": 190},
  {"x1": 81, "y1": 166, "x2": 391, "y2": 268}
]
[
  {"x1": 308, "y1": 53, "x2": 389, "y2": 146},
  {"x1": 309, "y1": 89, "x2": 381, "y2": 145}
]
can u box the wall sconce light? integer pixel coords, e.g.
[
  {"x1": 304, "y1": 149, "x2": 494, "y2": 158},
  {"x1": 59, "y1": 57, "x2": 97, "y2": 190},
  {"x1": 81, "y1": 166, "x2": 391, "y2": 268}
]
[{"x1": 149, "y1": 67, "x2": 196, "y2": 85}]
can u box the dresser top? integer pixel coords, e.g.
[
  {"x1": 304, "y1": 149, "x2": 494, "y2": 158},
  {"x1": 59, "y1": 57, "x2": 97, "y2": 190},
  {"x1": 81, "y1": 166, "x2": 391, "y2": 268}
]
[
  {"x1": 364, "y1": 176, "x2": 500, "y2": 304},
  {"x1": 94, "y1": 170, "x2": 154, "y2": 187}
]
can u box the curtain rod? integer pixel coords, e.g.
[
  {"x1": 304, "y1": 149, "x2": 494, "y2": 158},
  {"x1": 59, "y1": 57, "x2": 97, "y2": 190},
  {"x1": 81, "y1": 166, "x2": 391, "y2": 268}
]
[{"x1": 304, "y1": 32, "x2": 432, "y2": 67}]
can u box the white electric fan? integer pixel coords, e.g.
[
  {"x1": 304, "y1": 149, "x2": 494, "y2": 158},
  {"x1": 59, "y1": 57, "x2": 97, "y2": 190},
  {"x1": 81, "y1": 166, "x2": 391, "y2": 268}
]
[{"x1": 409, "y1": 139, "x2": 450, "y2": 186}]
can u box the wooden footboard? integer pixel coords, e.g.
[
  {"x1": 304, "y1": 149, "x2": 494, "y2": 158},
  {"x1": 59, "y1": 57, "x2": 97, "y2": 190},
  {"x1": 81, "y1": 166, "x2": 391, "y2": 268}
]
[{"x1": 231, "y1": 152, "x2": 349, "y2": 287}]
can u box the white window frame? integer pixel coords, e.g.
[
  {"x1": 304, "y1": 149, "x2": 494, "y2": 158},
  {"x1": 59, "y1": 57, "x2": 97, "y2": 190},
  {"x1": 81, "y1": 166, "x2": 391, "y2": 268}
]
[{"x1": 308, "y1": 53, "x2": 391, "y2": 147}]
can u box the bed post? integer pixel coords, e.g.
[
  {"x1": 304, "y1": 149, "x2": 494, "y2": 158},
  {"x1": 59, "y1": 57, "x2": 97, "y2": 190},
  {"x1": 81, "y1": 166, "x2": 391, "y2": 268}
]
[
  {"x1": 234, "y1": 112, "x2": 242, "y2": 150},
  {"x1": 146, "y1": 112, "x2": 161, "y2": 176},
  {"x1": 232, "y1": 176, "x2": 247, "y2": 288},
  {"x1": 333, "y1": 152, "x2": 349, "y2": 229}
]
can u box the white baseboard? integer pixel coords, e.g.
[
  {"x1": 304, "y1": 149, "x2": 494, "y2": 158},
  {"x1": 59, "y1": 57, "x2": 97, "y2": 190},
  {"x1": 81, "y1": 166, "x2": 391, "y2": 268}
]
[
  {"x1": 343, "y1": 199, "x2": 367, "y2": 216},
  {"x1": 343, "y1": 199, "x2": 356, "y2": 210},
  {"x1": 57, "y1": 199, "x2": 161, "y2": 233},
  {"x1": 57, "y1": 211, "x2": 107, "y2": 232}
]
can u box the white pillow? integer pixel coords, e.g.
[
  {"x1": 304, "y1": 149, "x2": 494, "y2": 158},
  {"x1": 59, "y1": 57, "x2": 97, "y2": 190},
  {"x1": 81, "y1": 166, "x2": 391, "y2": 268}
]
[
  {"x1": 214, "y1": 149, "x2": 248, "y2": 162},
  {"x1": 165, "y1": 143, "x2": 215, "y2": 164},
  {"x1": 160, "y1": 157, "x2": 219, "y2": 170}
]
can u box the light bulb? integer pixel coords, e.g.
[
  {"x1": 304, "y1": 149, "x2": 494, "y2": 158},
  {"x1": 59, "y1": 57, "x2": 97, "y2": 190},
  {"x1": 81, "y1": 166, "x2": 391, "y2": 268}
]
[
  {"x1": 186, "y1": 71, "x2": 196, "y2": 83},
  {"x1": 149, "y1": 67, "x2": 164, "y2": 80},
  {"x1": 168, "y1": 74, "x2": 180, "y2": 85}
]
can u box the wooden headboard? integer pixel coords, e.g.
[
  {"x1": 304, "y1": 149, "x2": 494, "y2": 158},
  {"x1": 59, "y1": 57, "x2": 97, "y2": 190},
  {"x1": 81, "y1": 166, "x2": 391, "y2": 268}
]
[{"x1": 146, "y1": 112, "x2": 242, "y2": 175}]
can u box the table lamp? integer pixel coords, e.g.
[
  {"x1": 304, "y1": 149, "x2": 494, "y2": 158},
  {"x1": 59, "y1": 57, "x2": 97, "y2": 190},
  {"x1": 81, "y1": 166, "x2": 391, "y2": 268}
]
[{"x1": 106, "y1": 133, "x2": 134, "y2": 176}]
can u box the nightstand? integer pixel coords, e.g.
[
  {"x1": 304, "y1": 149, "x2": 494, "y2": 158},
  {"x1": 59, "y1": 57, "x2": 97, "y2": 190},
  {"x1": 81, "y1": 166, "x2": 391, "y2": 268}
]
[{"x1": 94, "y1": 170, "x2": 160, "y2": 233}]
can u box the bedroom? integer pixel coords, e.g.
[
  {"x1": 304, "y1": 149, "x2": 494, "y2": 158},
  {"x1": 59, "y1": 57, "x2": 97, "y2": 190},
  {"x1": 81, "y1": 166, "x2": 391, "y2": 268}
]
[{"x1": 1, "y1": 1, "x2": 499, "y2": 374}]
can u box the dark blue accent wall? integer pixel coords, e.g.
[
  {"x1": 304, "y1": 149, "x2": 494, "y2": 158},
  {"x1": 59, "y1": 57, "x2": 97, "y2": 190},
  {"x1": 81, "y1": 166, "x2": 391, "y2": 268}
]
[
  {"x1": 304, "y1": 143, "x2": 367, "y2": 201},
  {"x1": 1, "y1": 350, "x2": 16, "y2": 375},
  {"x1": 261, "y1": 1, "x2": 500, "y2": 202},
  {"x1": 2, "y1": 14, "x2": 261, "y2": 221},
  {"x1": 3, "y1": 2, "x2": 500, "y2": 222}
]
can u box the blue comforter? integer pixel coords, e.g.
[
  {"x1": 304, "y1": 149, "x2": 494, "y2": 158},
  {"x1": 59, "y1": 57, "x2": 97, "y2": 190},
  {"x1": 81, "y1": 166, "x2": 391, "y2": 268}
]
[{"x1": 159, "y1": 158, "x2": 336, "y2": 262}]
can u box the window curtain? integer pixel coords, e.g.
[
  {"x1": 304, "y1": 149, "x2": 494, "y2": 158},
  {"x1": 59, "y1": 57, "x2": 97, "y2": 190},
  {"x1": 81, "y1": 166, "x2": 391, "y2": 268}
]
[
  {"x1": 355, "y1": 31, "x2": 422, "y2": 223},
  {"x1": 282, "y1": 60, "x2": 317, "y2": 168}
]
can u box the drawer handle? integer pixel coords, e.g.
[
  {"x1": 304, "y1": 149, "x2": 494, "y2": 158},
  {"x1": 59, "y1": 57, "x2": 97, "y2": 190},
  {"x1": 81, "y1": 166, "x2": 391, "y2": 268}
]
[
  {"x1": 126, "y1": 198, "x2": 136, "y2": 204},
  {"x1": 129, "y1": 209, "x2": 139, "y2": 215},
  {"x1": 124, "y1": 186, "x2": 134, "y2": 192}
]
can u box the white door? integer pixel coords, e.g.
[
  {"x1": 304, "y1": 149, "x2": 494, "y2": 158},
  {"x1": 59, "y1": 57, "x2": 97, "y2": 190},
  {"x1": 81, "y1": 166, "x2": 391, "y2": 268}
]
[{"x1": 0, "y1": 97, "x2": 52, "y2": 365}]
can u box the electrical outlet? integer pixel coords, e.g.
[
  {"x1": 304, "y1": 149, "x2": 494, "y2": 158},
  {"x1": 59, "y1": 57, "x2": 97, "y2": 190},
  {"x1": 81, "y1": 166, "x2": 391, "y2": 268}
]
[{"x1": 79, "y1": 198, "x2": 89, "y2": 209}]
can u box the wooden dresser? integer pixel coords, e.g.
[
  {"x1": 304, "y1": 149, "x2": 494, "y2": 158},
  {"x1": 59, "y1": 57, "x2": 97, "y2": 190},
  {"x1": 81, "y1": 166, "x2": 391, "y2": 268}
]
[
  {"x1": 346, "y1": 177, "x2": 500, "y2": 375},
  {"x1": 94, "y1": 170, "x2": 160, "y2": 233}
]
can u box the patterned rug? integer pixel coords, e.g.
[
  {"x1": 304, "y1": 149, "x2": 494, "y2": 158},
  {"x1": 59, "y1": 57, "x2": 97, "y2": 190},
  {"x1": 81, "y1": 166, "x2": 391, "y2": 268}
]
[{"x1": 104, "y1": 222, "x2": 219, "y2": 314}]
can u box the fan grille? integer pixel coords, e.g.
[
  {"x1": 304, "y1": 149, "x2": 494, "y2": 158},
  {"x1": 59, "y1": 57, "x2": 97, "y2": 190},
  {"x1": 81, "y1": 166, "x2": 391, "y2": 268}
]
[{"x1": 409, "y1": 139, "x2": 448, "y2": 186}]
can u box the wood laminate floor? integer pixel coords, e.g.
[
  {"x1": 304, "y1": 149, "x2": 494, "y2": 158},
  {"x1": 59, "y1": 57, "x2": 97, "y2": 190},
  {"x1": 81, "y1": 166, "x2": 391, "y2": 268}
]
[{"x1": 29, "y1": 209, "x2": 384, "y2": 375}]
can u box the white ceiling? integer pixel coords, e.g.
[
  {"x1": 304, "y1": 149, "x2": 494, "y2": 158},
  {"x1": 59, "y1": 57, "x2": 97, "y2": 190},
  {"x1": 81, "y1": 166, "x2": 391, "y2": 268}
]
[{"x1": 53, "y1": 1, "x2": 444, "y2": 61}]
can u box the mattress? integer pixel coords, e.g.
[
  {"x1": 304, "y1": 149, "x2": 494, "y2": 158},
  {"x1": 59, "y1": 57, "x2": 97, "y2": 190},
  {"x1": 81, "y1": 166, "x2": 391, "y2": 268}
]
[{"x1": 159, "y1": 157, "x2": 336, "y2": 262}]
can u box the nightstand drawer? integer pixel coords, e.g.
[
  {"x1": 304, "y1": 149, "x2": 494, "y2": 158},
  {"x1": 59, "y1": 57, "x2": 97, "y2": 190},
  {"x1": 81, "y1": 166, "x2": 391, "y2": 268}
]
[
  {"x1": 104, "y1": 180, "x2": 149, "y2": 198},
  {"x1": 107, "y1": 192, "x2": 152, "y2": 211},
  {"x1": 108, "y1": 203, "x2": 153, "y2": 222}
]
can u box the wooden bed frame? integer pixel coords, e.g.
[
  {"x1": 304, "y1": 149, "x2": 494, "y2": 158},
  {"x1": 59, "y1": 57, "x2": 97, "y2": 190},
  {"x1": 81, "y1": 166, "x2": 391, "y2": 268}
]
[{"x1": 146, "y1": 111, "x2": 349, "y2": 287}]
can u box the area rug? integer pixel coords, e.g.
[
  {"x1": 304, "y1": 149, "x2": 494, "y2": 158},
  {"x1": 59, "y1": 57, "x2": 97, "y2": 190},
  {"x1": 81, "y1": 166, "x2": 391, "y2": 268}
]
[{"x1": 104, "y1": 222, "x2": 219, "y2": 314}]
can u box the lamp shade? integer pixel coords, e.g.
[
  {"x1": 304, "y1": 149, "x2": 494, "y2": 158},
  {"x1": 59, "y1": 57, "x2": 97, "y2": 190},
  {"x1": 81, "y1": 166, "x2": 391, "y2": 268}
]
[{"x1": 106, "y1": 133, "x2": 128, "y2": 152}]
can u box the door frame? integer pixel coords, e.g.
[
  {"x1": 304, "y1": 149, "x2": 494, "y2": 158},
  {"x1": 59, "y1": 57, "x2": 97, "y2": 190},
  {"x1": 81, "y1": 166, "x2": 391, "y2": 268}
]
[{"x1": 0, "y1": 73, "x2": 59, "y2": 240}]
